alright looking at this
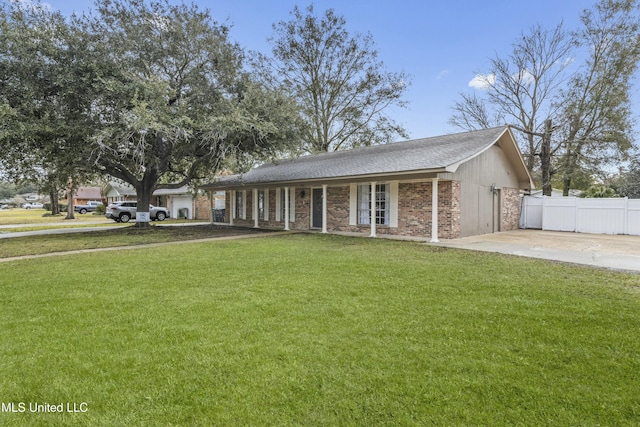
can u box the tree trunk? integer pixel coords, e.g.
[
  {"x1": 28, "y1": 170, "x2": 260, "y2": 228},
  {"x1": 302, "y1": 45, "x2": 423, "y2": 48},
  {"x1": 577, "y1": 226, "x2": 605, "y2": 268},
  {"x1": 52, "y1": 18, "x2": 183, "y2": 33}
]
[
  {"x1": 563, "y1": 177, "x2": 572, "y2": 196},
  {"x1": 134, "y1": 174, "x2": 156, "y2": 228},
  {"x1": 49, "y1": 187, "x2": 59, "y2": 215},
  {"x1": 541, "y1": 119, "x2": 552, "y2": 196},
  {"x1": 65, "y1": 178, "x2": 76, "y2": 220}
]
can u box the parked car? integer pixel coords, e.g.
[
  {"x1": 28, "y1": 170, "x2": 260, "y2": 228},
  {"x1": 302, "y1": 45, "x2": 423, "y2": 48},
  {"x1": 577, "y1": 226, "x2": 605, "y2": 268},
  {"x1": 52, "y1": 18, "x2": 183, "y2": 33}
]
[
  {"x1": 74, "y1": 200, "x2": 103, "y2": 214},
  {"x1": 105, "y1": 201, "x2": 169, "y2": 223},
  {"x1": 22, "y1": 202, "x2": 44, "y2": 209}
]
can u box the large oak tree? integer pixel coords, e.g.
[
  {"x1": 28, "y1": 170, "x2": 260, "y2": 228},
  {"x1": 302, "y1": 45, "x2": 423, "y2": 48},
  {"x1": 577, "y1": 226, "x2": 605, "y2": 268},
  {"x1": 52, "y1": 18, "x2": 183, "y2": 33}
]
[{"x1": 84, "y1": 0, "x2": 301, "y2": 226}]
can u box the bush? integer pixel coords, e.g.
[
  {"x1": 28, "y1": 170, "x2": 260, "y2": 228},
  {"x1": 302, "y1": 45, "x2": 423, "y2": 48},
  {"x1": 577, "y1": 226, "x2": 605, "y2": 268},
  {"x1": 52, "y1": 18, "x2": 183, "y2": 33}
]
[
  {"x1": 43, "y1": 203, "x2": 68, "y2": 212},
  {"x1": 94, "y1": 204, "x2": 106, "y2": 215}
]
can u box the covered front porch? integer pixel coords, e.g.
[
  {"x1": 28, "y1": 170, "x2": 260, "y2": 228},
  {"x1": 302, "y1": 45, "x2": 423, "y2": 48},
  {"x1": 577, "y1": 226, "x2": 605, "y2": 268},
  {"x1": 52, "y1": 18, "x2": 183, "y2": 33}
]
[{"x1": 204, "y1": 177, "x2": 446, "y2": 242}]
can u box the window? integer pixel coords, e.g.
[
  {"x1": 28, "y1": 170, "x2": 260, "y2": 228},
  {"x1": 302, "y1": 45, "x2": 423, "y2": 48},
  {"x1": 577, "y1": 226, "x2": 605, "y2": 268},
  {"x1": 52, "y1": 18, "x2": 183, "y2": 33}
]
[
  {"x1": 358, "y1": 183, "x2": 389, "y2": 225},
  {"x1": 235, "y1": 191, "x2": 243, "y2": 219}
]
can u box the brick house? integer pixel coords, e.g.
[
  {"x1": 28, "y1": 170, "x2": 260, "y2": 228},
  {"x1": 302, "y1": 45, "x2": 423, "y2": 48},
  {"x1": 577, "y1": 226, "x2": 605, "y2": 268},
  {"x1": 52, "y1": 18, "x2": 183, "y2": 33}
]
[
  {"x1": 72, "y1": 186, "x2": 106, "y2": 205},
  {"x1": 201, "y1": 126, "x2": 534, "y2": 240}
]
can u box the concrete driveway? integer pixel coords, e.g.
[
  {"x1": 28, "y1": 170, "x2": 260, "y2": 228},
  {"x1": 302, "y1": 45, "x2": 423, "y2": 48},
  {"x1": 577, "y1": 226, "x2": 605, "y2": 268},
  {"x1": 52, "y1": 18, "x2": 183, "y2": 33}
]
[{"x1": 435, "y1": 229, "x2": 640, "y2": 273}]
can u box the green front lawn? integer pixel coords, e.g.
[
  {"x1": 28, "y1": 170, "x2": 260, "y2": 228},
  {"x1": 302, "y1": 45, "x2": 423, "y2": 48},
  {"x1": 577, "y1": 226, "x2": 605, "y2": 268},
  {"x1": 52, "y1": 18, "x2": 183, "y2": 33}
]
[
  {"x1": 0, "y1": 234, "x2": 638, "y2": 425},
  {"x1": 0, "y1": 225, "x2": 270, "y2": 258}
]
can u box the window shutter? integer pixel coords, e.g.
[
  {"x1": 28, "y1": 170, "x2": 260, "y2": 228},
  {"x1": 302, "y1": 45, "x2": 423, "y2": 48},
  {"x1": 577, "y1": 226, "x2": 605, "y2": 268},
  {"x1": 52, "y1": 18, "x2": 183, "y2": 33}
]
[
  {"x1": 289, "y1": 187, "x2": 296, "y2": 222},
  {"x1": 264, "y1": 189, "x2": 269, "y2": 221},
  {"x1": 241, "y1": 190, "x2": 247, "y2": 220},
  {"x1": 349, "y1": 184, "x2": 357, "y2": 225},
  {"x1": 390, "y1": 181, "x2": 398, "y2": 228},
  {"x1": 231, "y1": 190, "x2": 236, "y2": 220},
  {"x1": 275, "y1": 187, "x2": 281, "y2": 222}
]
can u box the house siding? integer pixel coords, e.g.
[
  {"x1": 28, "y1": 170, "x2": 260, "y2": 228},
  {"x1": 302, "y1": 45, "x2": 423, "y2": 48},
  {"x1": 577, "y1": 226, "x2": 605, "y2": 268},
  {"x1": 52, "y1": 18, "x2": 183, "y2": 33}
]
[{"x1": 439, "y1": 145, "x2": 523, "y2": 237}]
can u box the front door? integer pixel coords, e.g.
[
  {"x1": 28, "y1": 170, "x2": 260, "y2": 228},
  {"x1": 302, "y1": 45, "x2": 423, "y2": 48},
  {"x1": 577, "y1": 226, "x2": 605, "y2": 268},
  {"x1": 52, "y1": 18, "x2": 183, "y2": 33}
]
[{"x1": 312, "y1": 188, "x2": 323, "y2": 228}]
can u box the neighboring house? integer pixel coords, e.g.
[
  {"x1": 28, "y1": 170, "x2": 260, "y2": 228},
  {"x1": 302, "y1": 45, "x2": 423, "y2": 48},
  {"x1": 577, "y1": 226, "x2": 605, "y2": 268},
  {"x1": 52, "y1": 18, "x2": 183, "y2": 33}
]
[
  {"x1": 71, "y1": 186, "x2": 106, "y2": 205},
  {"x1": 201, "y1": 126, "x2": 534, "y2": 240},
  {"x1": 103, "y1": 182, "x2": 215, "y2": 220},
  {"x1": 103, "y1": 182, "x2": 137, "y2": 204}
]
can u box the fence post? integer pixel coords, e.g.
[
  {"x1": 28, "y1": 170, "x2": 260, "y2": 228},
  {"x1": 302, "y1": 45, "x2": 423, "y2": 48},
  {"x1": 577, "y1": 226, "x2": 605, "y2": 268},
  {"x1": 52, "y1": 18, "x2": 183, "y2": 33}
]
[{"x1": 624, "y1": 197, "x2": 629, "y2": 235}]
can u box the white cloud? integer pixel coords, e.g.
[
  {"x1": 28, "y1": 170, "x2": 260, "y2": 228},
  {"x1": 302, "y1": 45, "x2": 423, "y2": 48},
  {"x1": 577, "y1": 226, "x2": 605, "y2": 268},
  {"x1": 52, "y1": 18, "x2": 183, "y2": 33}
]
[
  {"x1": 436, "y1": 70, "x2": 449, "y2": 80},
  {"x1": 513, "y1": 69, "x2": 535, "y2": 85},
  {"x1": 468, "y1": 73, "x2": 495, "y2": 89}
]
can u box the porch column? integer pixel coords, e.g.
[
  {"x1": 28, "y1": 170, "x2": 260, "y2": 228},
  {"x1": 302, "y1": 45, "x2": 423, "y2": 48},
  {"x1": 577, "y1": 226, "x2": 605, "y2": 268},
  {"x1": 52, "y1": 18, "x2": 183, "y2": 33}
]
[
  {"x1": 253, "y1": 189, "x2": 259, "y2": 228},
  {"x1": 322, "y1": 184, "x2": 328, "y2": 233},
  {"x1": 284, "y1": 186, "x2": 290, "y2": 231},
  {"x1": 370, "y1": 181, "x2": 377, "y2": 238},
  {"x1": 229, "y1": 191, "x2": 234, "y2": 226},
  {"x1": 431, "y1": 178, "x2": 439, "y2": 243}
]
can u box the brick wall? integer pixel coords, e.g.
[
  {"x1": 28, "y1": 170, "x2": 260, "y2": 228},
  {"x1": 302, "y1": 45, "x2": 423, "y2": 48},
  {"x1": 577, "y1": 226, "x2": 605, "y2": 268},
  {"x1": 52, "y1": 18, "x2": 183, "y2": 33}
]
[
  {"x1": 501, "y1": 187, "x2": 521, "y2": 231},
  {"x1": 193, "y1": 195, "x2": 210, "y2": 220},
  {"x1": 396, "y1": 181, "x2": 460, "y2": 239}
]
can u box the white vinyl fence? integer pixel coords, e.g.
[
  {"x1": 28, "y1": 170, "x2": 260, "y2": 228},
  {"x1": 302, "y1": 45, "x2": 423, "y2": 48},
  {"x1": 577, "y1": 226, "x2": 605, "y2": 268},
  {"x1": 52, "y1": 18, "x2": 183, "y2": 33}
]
[{"x1": 520, "y1": 196, "x2": 640, "y2": 236}]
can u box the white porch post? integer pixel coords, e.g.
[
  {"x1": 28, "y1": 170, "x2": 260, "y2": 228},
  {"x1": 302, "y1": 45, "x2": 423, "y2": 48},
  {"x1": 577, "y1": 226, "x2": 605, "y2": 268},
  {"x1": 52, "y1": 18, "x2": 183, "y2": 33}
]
[
  {"x1": 431, "y1": 178, "x2": 439, "y2": 243},
  {"x1": 229, "y1": 191, "x2": 234, "y2": 226},
  {"x1": 284, "y1": 186, "x2": 290, "y2": 231},
  {"x1": 370, "y1": 181, "x2": 377, "y2": 238},
  {"x1": 322, "y1": 184, "x2": 328, "y2": 233},
  {"x1": 253, "y1": 189, "x2": 259, "y2": 228}
]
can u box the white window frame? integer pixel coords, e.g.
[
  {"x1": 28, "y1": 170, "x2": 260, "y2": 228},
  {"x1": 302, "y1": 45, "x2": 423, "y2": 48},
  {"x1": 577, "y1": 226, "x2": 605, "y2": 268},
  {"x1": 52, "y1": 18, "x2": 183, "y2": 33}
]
[{"x1": 357, "y1": 183, "x2": 390, "y2": 225}]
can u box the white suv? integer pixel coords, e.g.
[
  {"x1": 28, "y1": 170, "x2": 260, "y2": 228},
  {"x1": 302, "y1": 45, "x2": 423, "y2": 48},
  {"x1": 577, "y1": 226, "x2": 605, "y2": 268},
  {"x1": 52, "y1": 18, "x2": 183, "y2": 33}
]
[
  {"x1": 23, "y1": 202, "x2": 44, "y2": 209},
  {"x1": 105, "y1": 201, "x2": 169, "y2": 223}
]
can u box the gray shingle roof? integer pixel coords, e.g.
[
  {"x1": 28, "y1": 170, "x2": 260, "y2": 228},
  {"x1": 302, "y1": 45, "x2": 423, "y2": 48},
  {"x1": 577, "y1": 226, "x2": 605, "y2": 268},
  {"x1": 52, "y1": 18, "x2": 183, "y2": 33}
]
[{"x1": 207, "y1": 126, "x2": 511, "y2": 187}]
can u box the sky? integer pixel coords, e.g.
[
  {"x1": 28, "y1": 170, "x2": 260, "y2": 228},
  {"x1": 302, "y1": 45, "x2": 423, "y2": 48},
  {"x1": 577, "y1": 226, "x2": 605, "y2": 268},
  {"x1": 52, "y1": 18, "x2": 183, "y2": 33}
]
[{"x1": 45, "y1": 0, "x2": 594, "y2": 140}]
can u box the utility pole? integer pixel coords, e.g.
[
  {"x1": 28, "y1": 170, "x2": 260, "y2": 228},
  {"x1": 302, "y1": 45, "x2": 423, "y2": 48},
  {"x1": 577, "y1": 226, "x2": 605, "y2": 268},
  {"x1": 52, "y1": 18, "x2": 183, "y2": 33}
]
[{"x1": 541, "y1": 119, "x2": 552, "y2": 196}]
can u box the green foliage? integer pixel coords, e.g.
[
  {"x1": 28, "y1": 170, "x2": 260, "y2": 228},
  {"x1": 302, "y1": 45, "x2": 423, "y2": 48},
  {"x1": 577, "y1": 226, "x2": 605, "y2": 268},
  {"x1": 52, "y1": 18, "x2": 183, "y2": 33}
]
[
  {"x1": 262, "y1": 5, "x2": 410, "y2": 152},
  {"x1": 0, "y1": 0, "x2": 97, "y2": 204},
  {"x1": 0, "y1": 182, "x2": 16, "y2": 199},
  {"x1": 43, "y1": 203, "x2": 67, "y2": 212},
  {"x1": 581, "y1": 185, "x2": 620, "y2": 198},
  {"x1": 1, "y1": 0, "x2": 303, "y2": 222},
  {"x1": 0, "y1": 235, "x2": 639, "y2": 425},
  {"x1": 618, "y1": 158, "x2": 640, "y2": 198}
]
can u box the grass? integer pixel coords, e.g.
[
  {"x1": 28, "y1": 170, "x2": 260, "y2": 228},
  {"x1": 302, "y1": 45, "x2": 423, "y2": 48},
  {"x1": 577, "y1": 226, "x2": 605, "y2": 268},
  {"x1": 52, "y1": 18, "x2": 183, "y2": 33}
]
[
  {"x1": 0, "y1": 234, "x2": 639, "y2": 426},
  {"x1": 0, "y1": 209, "x2": 107, "y2": 225},
  {"x1": 0, "y1": 225, "x2": 270, "y2": 258},
  {"x1": 0, "y1": 208, "x2": 201, "y2": 230}
]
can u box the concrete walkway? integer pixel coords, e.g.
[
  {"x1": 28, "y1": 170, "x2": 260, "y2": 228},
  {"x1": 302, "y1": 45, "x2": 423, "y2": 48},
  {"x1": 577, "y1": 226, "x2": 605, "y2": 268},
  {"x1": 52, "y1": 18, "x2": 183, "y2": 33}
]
[
  {"x1": 433, "y1": 229, "x2": 640, "y2": 273},
  {"x1": 0, "y1": 229, "x2": 286, "y2": 263},
  {"x1": 0, "y1": 221, "x2": 211, "y2": 239}
]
